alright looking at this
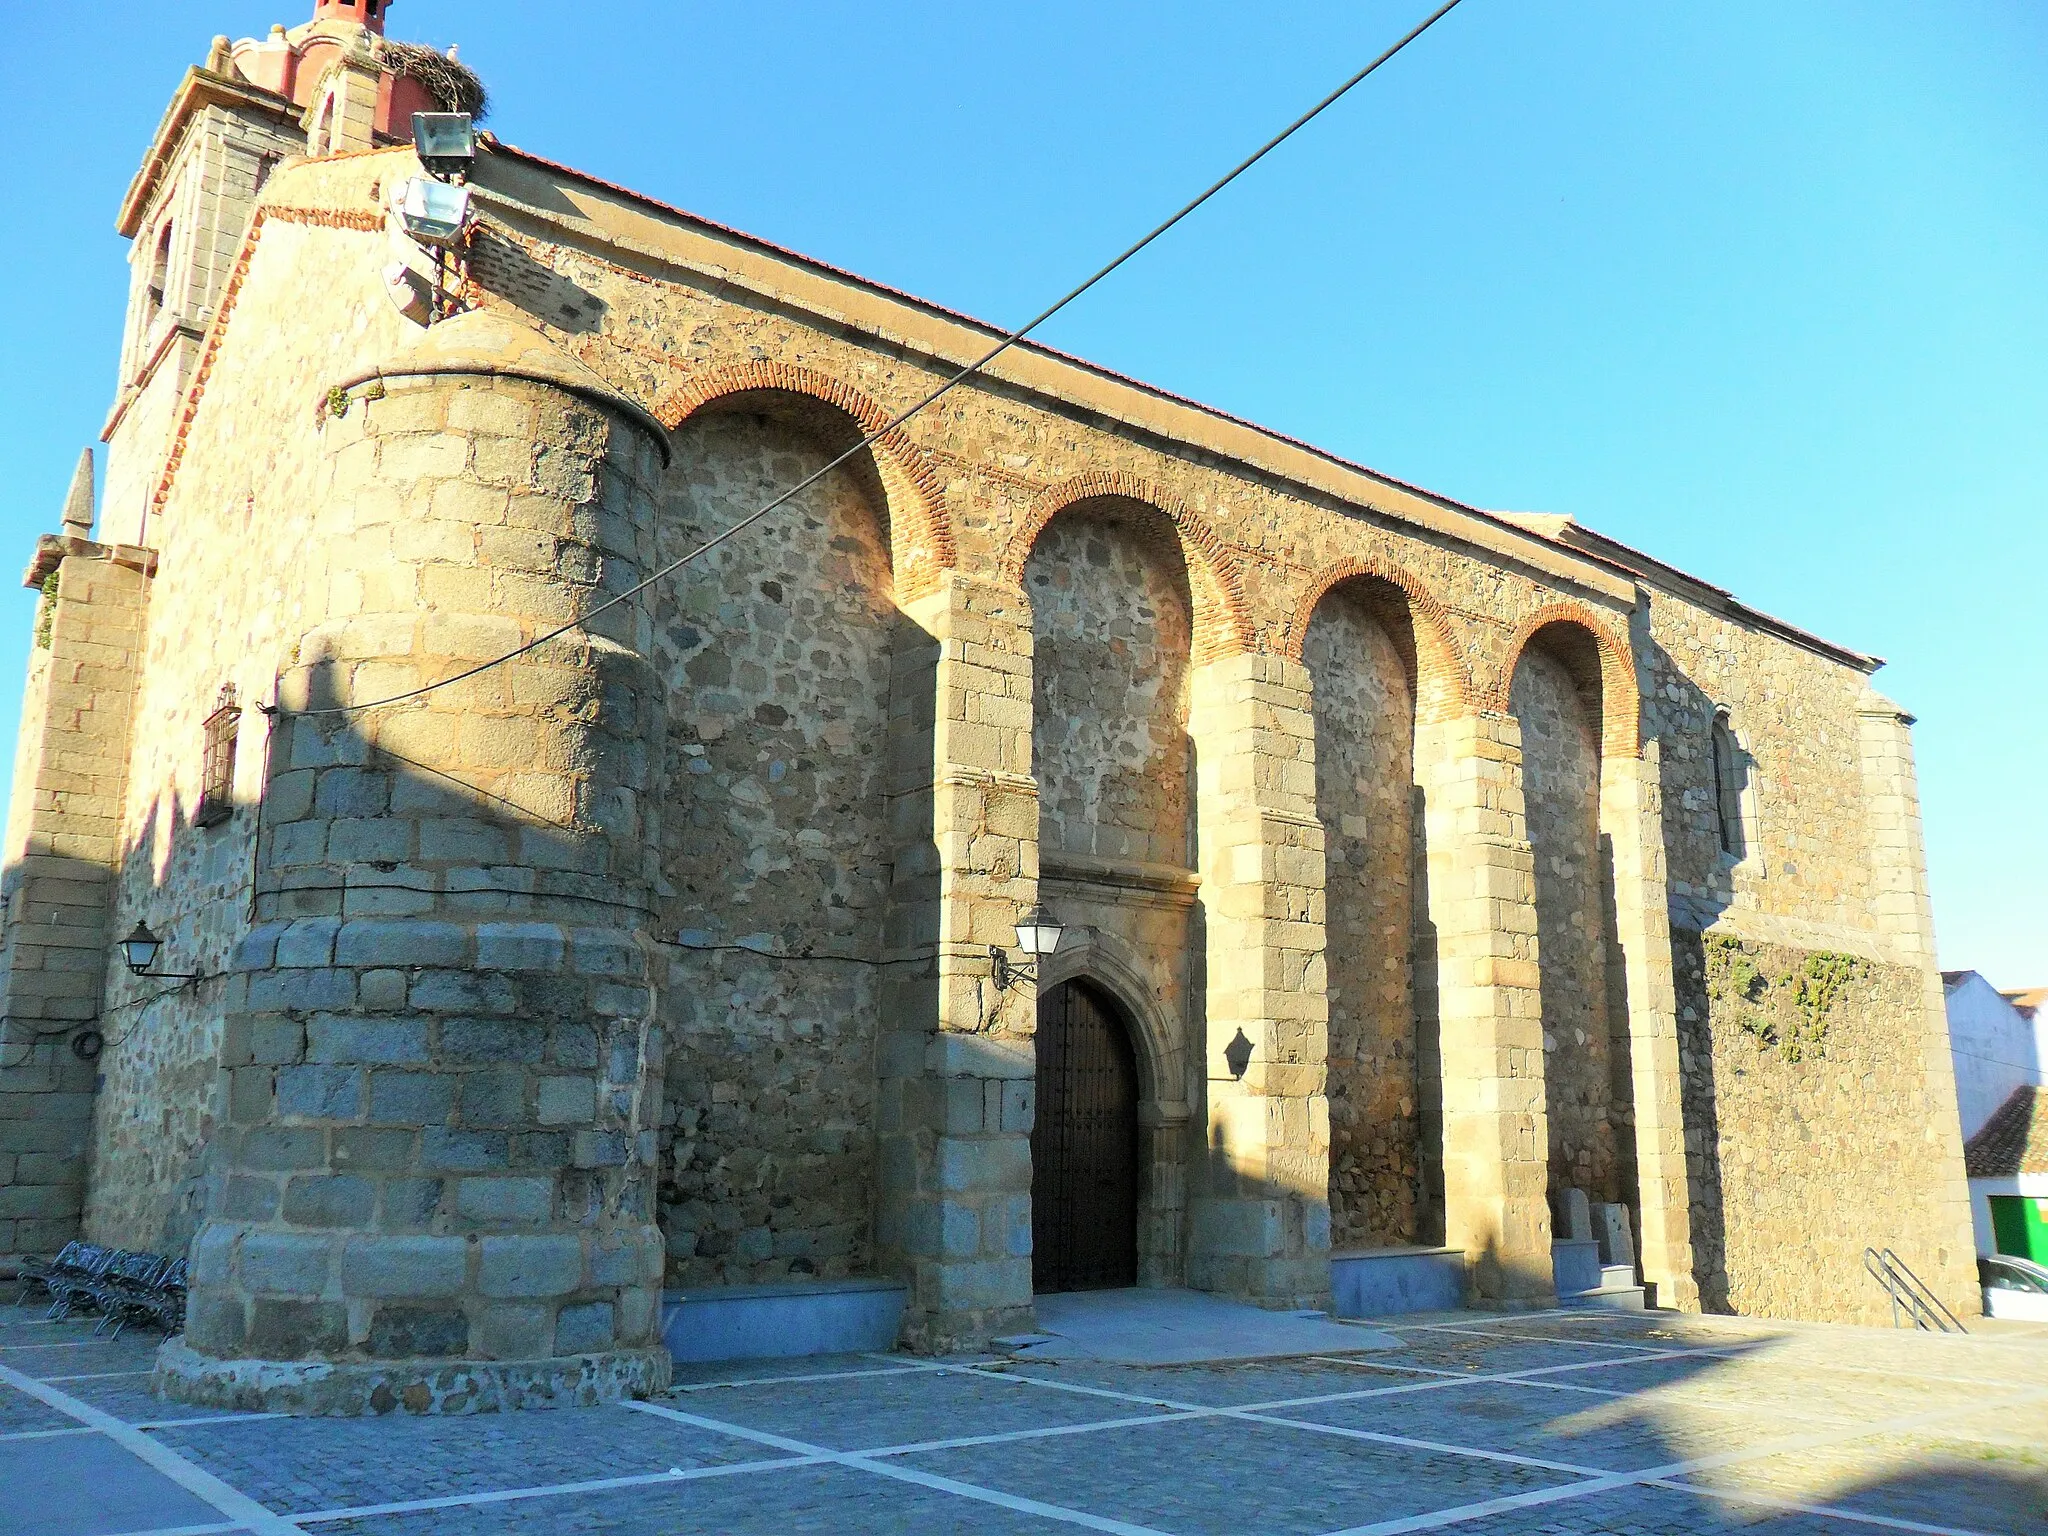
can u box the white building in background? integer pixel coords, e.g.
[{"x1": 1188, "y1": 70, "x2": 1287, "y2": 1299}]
[{"x1": 1944, "y1": 971, "x2": 2044, "y2": 1142}]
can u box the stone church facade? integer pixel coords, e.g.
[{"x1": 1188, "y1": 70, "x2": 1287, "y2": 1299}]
[{"x1": 0, "y1": 1, "x2": 1978, "y2": 1410}]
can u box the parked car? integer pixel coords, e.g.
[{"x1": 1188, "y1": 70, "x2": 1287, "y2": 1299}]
[{"x1": 1979, "y1": 1253, "x2": 2048, "y2": 1321}]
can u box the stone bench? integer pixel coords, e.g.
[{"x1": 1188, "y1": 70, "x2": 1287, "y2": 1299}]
[
  {"x1": 660, "y1": 1277, "x2": 909, "y2": 1364},
  {"x1": 1329, "y1": 1246, "x2": 1467, "y2": 1318}
]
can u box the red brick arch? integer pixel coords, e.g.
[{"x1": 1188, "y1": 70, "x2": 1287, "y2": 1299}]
[
  {"x1": 652, "y1": 361, "x2": 956, "y2": 600},
  {"x1": 1493, "y1": 602, "x2": 1641, "y2": 759},
  {"x1": 1283, "y1": 556, "x2": 1473, "y2": 725},
  {"x1": 999, "y1": 471, "x2": 1253, "y2": 664}
]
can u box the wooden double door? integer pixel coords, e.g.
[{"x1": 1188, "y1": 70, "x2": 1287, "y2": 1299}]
[{"x1": 1031, "y1": 979, "x2": 1141, "y2": 1293}]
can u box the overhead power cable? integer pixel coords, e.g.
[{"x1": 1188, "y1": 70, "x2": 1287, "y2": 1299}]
[{"x1": 290, "y1": 0, "x2": 1466, "y2": 720}]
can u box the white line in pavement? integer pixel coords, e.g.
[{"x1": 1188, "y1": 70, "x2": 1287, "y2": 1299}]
[
  {"x1": 291, "y1": 1455, "x2": 827, "y2": 1525},
  {"x1": 94, "y1": 1522, "x2": 249, "y2": 1536},
  {"x1": 1414, "y1": 1320, "x2": 2048, "y2": 1395},
  {"x1": 0, "y1": 1424, "x2": 96, "y2": 1442},
  {"x1": 0, "y1": 1338, "x2": 95, "y2": 1350},
  {"x1": 44, "y1": 1369, "x2": 154, "y2": 1382},
  {"x1": 633, "y1": 1399, "x2": 1176, "y2": 1536},
  {"x1": 675, "y1": 1361, "x2": 947, "y2": 1393},
  {"x1": 1643, "y1": 1476, "x2": 1998, "y2": 1536},
  {"x1": 1313, "y1": 1384, "x2": 2048, "y2": 1536},
  {"x1": 1306, "y1": 1350, "x2": 1868, "y2": 1427},
  {"x1": 132, "y1": 1413, "x2": 293, "y2": 1432},
  {"x1": 0, "y1": 1360, "x2": 300, "y2": 1536}
]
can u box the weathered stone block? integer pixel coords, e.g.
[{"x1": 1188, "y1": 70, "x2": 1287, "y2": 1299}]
[
  {"x1": 367, "y1": 1305, "x2": 470, "y2": 1359},
  {"x1": 456, "y1": 1177, "x2": 553, "y2": 1224},
  {"x1": 307, "y1": 1017, "x2": 429, "y2": 1065},
  {"x1": 422, "y1": 1127, "x2": 511, "y2": 1171},
  {"x1": 443, "y1": 1019, "x2": 544, "y2": 1064},
  {"x1": 250, "y1": 1019, "x2": 307, "y2": 1065},
  {"x1": 369, "y1": 1072, "x2": 456, "y2": 1125},
  {"x1": 247, "y1": 1298, "x2": 348, "y2": 1357},
  {"x1": 358, "y1": 969, "x2": 409, "y2": 1011},
  {"x1": 537, "y1": 1076, "x2": 596, "y2": 1125},
  {"x1": 478, "y1": 1235, "x2": 583, "y2": 1299},
  {"x1": 459, "y1": 1070, "x2": 527, "y2": 1126},
  {"x1": 572, "y1": 1130, "x2": 627, "y2": 1168},
  {"x1": 475, "y1": 1302, "x2": 552, "y2": 1361},
  {"x1": 936, "y1": 1135, "x2": 1030, "y2": 1193},
  {"x1": 380, "y1": 1178, "x2": 445, "y2": 1228},
  {"x1": 554, "y1": 1300, "x2": 615, "y2": 1355},
  {"x1": 238, "y1": 1231, "x2": 334, "y2": 1297},
  {"x1": 331, "y1": 1127, "x2": 415, "y2": 1173},
  {"x1": 335, "y1": 919, "x2": 469, "y2": 969},
  {"x1": 239, "y1": 1126, "x2": 326, "y2": 1170},
  {"x1": 281, "y1": 1174, "x2": 375, "y2": 1228},
  {"x1": 476, "y1": 922, "x2": 565, "y2": 972},
  {"x1": 340, "y1": 1235, "x2": 468, "y2": 1298}
]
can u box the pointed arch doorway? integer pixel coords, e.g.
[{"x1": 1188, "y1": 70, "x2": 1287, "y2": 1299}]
[{"x1": 1032, "y1": 978, "x2": 1142, "y2": 1292}]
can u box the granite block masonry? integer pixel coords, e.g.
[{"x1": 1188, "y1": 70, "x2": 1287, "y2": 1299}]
[{"x1": 0, "y1": 0, "x2": 1981, "y2": 1412}]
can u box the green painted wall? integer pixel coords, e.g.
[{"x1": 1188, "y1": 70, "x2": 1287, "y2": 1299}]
[{"x1": 1988, "y1": 1195, "x2": 2048, "y2": 1263}]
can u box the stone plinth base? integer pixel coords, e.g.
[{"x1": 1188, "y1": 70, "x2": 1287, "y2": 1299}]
[{"x1": 152, "y1": 1337, "x2": 671, "y2": 1415}]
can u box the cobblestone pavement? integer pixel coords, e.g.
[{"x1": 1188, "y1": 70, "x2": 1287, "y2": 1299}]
[{"x1": 3, "y1": 1300, "x2": 2045, "y2": 1536}]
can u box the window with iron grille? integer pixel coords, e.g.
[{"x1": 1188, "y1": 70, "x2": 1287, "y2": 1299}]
[{"x1": 194, "y1": 685, "x2": 241, "y2": 829}]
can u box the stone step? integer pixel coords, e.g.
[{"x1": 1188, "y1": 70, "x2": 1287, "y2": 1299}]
[{"x1": 1600, "y1": 1264, "x2": 1637, "y2": 1291}]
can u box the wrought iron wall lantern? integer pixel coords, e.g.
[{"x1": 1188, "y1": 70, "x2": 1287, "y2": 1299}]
[
  {"x1": 1224, "y1": 1028, "x2": 1255, "y2": 1080},
  {"x1": 118, "y1": 922, "x2": 201, "y2": 982},
  {"x1": 989, "y1": 903, "x2": 1065, "y2": 992}
]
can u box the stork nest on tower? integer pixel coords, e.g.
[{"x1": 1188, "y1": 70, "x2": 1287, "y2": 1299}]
[{"x1": 381, "y1": 40, "x2": 489, "y2": 120}]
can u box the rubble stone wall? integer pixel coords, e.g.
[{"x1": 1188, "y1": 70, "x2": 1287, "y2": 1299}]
[
  {"x1": 1512, "y1": 643, "x2": 1627, "y2": 1207},
  {"x1": 1303, "y1": 591, "x2": 1421, "y2": 1249},
  {"x1": 1025, "y1": 501, "x2": 1194, "y2": 871},
  {"x1": 1676, "y1": 933, "x2": 1971, "y2": 1323},
  {"x1": 652, "y1": 409, "x2": 898, "y2": 1286}
]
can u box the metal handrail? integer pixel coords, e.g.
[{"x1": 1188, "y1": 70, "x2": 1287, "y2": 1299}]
[{"x1": 1863, "y1": 1247, "x2": 1967, "y2": 1333}]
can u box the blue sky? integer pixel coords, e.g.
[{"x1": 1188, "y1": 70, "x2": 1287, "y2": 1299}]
[{"x1": 2, "y1": 2, "x2": 2041, "y2": 986}]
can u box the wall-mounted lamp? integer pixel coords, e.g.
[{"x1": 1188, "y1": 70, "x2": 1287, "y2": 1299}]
[
  {"x1": 990, "y1": 903, "x2": 1065, "y2": 992},
  {"x1": 1223, "y1": 1027, "x2": 1255, "y2": 1080},
  {"x1": 118, "y1": 922, "x2": 200, "y2": 981}
]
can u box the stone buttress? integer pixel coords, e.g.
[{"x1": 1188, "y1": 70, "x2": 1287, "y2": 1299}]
[{"x1": 157, "y1": 309, "x2": 675, "y2": 1412}]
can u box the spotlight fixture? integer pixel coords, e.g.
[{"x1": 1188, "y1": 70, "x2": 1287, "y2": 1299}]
[
  {"x1": 394, "y1": 176, "x2": 474, "y2": 247},
  {"x1": 411, "y1": 112, "x2": 476, "y2": 181}
]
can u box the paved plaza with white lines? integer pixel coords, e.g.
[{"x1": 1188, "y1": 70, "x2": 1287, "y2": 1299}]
[{"x1": 3, "y1": 1300, "x2": 2045, "y2": 1536}]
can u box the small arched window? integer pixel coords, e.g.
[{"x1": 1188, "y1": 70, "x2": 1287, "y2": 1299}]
[
  {"x1": 146, "y1": 221, "x2": 174, "y2": 319},
  {"x1": 1710, "y1": 710, "x2": 1746, "y2": 861}
]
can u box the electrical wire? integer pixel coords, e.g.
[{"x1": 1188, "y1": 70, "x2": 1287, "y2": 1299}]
[{"x1": 286, "y1": 0, "x2": 1465, "y2": 721}]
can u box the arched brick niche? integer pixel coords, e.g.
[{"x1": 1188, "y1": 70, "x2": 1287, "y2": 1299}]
[
  {"x1": 652, "y1": 362, "x2": 956, "y2": 601},
  {"x1": 1493, "y1": 604, "x2": 1641, "y2": 760},
  {"x1": 1283, "y1": 558, "x2": 1473, "y2": 726},
  {"x1": 1000, "y1": 472, "x2": 1252, "y2": 665}
]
